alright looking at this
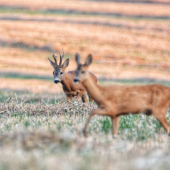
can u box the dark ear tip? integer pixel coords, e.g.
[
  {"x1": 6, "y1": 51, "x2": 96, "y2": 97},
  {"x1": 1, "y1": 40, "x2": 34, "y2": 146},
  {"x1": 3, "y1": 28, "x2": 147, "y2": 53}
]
[
  {"x1": 75, "y1": 53, "x2": 78, "y2": 58},
  {"x1": 88, "y1": 54, "x2": 92, "y2": 58},
  {"x1": 75, "y1": 53, "x2": 80, "y2": 61},
  {"x1": 88, "y1": 54, "x2": 93, "y2": 62}
]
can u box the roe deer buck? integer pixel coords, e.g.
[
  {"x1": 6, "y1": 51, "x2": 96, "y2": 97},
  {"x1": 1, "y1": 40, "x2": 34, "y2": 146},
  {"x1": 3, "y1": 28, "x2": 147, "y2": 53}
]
[
  {"x1": 48, "y1": 50, "x2": 97, "y2": 103},
  {"x1": 74, "y1": 53, "x2": 170, "y2": 138}
]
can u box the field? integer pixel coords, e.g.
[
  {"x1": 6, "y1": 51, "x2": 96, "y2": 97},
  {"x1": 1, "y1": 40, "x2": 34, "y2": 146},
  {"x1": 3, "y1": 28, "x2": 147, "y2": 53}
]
[
  {"x1": 0, "y1": 0, "x2": 170, "y2": 169},
  {"x1": 1, "y1": 90, "x2": 170, "y2": 170}
]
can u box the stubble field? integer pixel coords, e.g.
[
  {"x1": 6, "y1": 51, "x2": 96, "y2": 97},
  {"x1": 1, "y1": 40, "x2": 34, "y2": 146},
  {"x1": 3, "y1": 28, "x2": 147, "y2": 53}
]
[
  {"x1": 0, "y1": 0, "x2": 170, "y2": 169},
  {"x1": 1, "y1": 90, "x2": 170, "y2": 170}
]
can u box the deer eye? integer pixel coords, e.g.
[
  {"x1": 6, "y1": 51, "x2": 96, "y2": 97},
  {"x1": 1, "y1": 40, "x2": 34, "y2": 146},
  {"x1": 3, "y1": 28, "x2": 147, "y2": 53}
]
[
  {"x1": 60, "y1": 72, "x2": 63, "y2": 75},
  {"x1": 81, "y1": 71, "x2": 85, "y2": 74}
]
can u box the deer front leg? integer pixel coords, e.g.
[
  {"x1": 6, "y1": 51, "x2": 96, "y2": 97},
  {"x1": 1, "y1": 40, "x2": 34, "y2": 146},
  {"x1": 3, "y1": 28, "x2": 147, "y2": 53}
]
[
  {"x1": 81, "y1": 93, "x2": 88, "y2": 103},
  {"x1": 66, "y1": 95, "x2": 72, "y2": 103},
  {"x1": 111, "y1": 116, "x2": 119, "y2": 138},
  {"x1": 88, "y1": 95, "x2": 94, "y2": 103},
  {"x1": 83, "y1": 108, "x2": 109, "y2": 137},
  {"x1": 75, "y1": 91, "x2": 81, "y2": 102}
]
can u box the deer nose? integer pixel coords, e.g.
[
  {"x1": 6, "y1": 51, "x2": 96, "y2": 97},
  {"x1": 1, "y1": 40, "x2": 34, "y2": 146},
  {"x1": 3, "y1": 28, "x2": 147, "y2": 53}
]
[
  {"x1": 54, "y1": 80, "x2": 60, "y2": 84},
  {"x1": 74, "y1": 78, "x2": 79, "y2": 83}
]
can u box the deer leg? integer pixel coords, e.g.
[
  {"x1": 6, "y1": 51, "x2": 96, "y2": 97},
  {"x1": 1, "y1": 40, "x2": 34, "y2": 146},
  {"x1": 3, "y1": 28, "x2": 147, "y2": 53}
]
[
  {"x1": 111, "y1": 116, "x2": 119, "y2": 138},
  {"x1": 66, "y1": 95, "x2": 72, "y2": 103},
  {"x1": 88, "y1": 94, "x2": 93, "y2": 102},
  {"x1": 83, "y1": 108, "x2": 109, "y2": 137},
  {"x1": 89, "y1": 95, "x2": 93, "y2": 102},
  {"x1": 75, "y1": 92, "x2": 81, "y2": 102},
  {"x1": 157, "y1": 117, "x2": 170, "y2": 135},
  {"x1": 81, "y1": 93, "x2": 88, "y2": 103},
  {"x1": 153, "y1": 110, "x2": 170, "y2": 135}
]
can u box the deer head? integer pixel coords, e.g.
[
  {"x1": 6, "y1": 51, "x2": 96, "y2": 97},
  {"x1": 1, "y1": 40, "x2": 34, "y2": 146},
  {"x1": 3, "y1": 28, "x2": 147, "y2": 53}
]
[
  {"x1": 74, "y1": 53, "x2": 92, "y2": 83},
  {"x1": 48, "y1": 50, "x2": 69, "y2": 84}
]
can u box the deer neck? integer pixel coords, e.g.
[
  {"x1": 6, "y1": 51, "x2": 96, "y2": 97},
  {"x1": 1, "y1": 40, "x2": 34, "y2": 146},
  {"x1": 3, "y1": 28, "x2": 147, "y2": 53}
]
[
  {"x1": 60, "y1": 73, "x2": 71, "y2": 91},
  {"x1": 82, "y1": 74, "x2": 105, "y2": 105}
]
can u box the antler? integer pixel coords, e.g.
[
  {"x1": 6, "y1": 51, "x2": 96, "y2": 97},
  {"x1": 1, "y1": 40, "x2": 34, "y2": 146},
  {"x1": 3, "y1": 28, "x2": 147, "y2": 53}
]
[
  {"x1": 53, "y1": 51, "x2": 58, "y2": 65},
  {"x1": 59, "y1": 49, "x2": 65, "y2": 66}
]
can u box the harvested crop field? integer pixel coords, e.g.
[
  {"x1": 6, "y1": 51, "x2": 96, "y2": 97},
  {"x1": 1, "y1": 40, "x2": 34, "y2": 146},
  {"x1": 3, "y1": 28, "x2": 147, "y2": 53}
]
[
  {"x1": 0, "y1": 0, "x2": 170, "y2": 169},
  {"x1": 0, "y1": 90, "x2": 170, "y2": 170}
]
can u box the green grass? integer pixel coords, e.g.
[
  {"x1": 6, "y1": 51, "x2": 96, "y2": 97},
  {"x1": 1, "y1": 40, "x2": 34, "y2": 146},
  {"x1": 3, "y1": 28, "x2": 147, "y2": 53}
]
[
  {"x1": 0, "y1": 72, "x2": 53, "y2": 81},
  {"x1": 0, "y1": 7, "x2": 169, "y2": 21},
  {"x1": 98, "y1": 78, "x2": 170, "y2": 87}
]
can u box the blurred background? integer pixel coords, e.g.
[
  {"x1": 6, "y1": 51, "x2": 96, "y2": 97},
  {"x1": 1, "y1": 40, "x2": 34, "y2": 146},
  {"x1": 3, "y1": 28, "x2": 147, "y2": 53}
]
[{"x1": 0, "y1": 0, "x2": 169, "y2": 95}]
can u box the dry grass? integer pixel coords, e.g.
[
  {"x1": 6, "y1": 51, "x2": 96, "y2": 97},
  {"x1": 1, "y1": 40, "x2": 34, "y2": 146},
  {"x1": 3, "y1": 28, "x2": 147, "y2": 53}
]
[
  {"x1": 0, "y1": 0, "x2": 170, "y2": 17},
  {"x1": 0, "y1": 92, "x2": 170, "y2": 169},
  {"x1": 0, "y1": 0, "x2": 169, "y2": 87},
  {"x1": 0, "y1": 78, "x2": 63, "y2": 93},
  {"x1": 0, "y1": 20, "x2": 169, "y2": 54},
  {"x1": 0, "y1": 18, "x2": 169, "y2": 77}
]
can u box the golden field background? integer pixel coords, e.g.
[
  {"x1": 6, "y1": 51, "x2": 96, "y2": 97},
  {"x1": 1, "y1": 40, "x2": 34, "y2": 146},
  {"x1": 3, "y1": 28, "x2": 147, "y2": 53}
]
[{"x1": 0, "y1": 0, "x2": 169, "y2": 93}]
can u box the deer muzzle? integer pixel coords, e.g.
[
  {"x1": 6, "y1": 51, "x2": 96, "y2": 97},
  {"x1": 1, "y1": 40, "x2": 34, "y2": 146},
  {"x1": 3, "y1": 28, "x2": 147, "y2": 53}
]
[
  {"x1": 54, "y1": 80, "x2": 60, "y2": 84},
  {"x1": 73, "y1": 78, "x2": 80, "y2": 83}
]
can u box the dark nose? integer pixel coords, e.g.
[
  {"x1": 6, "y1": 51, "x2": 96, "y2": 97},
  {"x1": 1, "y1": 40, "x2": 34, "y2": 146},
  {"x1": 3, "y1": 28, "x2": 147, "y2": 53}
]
[
  {"x1": 74, "y1": 79, "x2": 80, "y2": 83},
  {"x1": 54, "y1": 80, "x2": 60, "y2": 84}
]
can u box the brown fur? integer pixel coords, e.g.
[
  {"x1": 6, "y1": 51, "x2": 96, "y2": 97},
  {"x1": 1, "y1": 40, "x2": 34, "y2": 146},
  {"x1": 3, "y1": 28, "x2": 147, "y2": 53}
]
[
  {"x1": 60, "y1": 71, "x2": 97, "y2": 102},
  {"x1": 48, "y1": 51, "x2": 97, "y2": 103},
  {"x1": 74, "y1": 53, "x2": 170, "y2": 137}
]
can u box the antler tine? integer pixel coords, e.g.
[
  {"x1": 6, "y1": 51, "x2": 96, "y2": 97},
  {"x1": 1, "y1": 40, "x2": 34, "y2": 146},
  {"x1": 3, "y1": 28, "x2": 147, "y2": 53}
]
[
  {"x1": 59, "y1": 49, "x2": 65, "y2": 66},
  {"x1": 53, "y1": 51, "x2": 58, "y2": 65},
  {"x1": 62, "y1": 49, "x2": 65, "y2": 58}
]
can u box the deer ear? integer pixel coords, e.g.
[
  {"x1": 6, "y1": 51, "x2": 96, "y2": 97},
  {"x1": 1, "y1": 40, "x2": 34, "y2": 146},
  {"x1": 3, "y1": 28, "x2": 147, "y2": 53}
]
[
  {"x1": 63, "y1": 59, "x2": 69, "y2": 69},
  {"x1": 48, "y1": 58, "x2": 56, "y2": 68},
  {"x1": 75, "y1": 53, "x2": 81, "y2": 65},
  {"x1": 84, "y1": 54, "x2": 92, "y2": 66}
]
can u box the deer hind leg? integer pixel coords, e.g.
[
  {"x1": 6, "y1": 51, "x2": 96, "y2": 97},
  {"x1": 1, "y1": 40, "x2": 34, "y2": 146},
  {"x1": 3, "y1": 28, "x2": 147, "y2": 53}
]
[
  {"x1": 81, "y1": 93, "x2": 88, "y2": 103},
  {"x1": 112, "y1": 116, "x2": 119, "y2": 138},
  {"x1": 83, "y1": 108, "x2": 110, "y2": 137},
  {"x1": 153, "y1": 109, "x2": 170, "y2": 135}
]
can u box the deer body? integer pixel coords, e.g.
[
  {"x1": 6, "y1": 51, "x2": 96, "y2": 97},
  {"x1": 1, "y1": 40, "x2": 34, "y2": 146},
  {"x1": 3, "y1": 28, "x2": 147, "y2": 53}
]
[
  {"x1": 83, "y1": 78, "x2": 170, "y2": 116},
  {"x1": 48, "y1": 50, "x2": 97, "y2": 103},
  {"x1": 74, "y1": 54, "x2": 170, "y2": 137}
]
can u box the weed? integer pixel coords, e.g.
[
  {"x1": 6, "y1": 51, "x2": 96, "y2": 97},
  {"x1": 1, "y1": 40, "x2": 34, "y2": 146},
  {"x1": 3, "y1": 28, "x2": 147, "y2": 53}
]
[
  {"x1": 24, "y1": 120, "x2": 30, "y2": 128},
  {"x1": 99, "y1": 117, "x2": 112, "y2": 134}
]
